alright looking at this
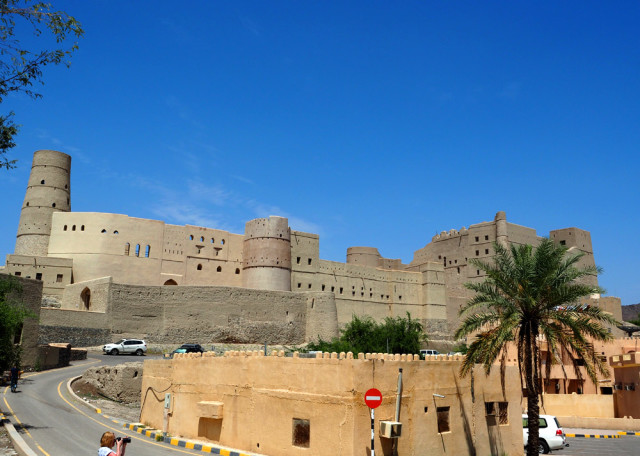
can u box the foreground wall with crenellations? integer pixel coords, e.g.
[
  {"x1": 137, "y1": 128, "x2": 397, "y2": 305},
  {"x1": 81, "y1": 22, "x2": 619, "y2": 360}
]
[{"x1": 140, "y1": 351, "x2": 524, "y2": 456}]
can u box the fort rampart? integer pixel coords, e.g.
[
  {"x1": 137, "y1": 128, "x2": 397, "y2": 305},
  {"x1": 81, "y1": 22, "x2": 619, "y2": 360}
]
[
  {"x1": 140, "y1": 351, "x2": 523, "y2": 456},
  {"x1": 38, "y1": 278, "x2": 339, "y2": 346}
]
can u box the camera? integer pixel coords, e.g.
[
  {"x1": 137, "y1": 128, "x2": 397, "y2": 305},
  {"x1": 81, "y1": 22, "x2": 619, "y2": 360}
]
[{"x1": 116, "y1": 437, "x2": 131, "y2": 444}]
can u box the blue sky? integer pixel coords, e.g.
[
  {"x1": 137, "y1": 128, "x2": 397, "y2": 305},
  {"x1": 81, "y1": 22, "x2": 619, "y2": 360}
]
[{"x1": 1, "y1": 1, "x2": 639, "y2": 306}]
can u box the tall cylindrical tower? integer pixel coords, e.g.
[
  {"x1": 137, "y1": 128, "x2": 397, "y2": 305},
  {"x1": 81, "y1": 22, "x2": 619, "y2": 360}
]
[
  {"x1": 242, "y1": 216, "x2": 291, "y2": 291},
  {"x1": 494, "y1": 211, "x2": 508, "y2": 248},
  {"x1": 346, "y1": 247, "x2": 381, "y2": 267},
  {"x1": 14, "y1": 150, "x2": 71, "y2": 256}
]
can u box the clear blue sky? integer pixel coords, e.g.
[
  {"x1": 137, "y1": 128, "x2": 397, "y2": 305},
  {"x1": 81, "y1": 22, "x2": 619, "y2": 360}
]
[{"x1": 1, "y1": 2, "x2": 639, "y2": 306}]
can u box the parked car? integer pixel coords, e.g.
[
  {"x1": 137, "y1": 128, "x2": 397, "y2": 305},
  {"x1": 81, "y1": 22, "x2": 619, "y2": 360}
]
[
  {"x1": 523, "y1": 414, "x2": 567, "y2": 454},
  {"x1": 178, "y1": 343, "x2": 205, "y2": 353},
  {"x1": 419, "y1": 349, "x2": 440, "y2": 359},
  {"x1": 103, "y1": 339, "x2": 147, "y2": 356},
  {"x1": 163, "y1": 344, "x2": 206, "y2": 359}
]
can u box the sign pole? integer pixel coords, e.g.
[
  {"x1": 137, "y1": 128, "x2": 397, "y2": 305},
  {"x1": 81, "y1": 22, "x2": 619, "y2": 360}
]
[
  {"x1": 364, "y1": 388, "x2": 382, "y2": 456},
  {"x1": 370, "y1": 407, "x2": 375, "y2": 456}
]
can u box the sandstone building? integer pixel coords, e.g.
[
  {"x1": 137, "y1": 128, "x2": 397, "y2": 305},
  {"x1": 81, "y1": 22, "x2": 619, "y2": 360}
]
[
  {"x1": 1, "y1": 150, "x2": 619, "y2": 346},
  {"x1": 141, "y1": 351, "x2": 523, "y2": 456}
]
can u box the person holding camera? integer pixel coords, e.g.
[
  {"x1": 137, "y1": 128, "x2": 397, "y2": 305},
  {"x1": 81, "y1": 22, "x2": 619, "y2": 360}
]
[{"x1": 98, "y1": 431, "x2": 129, "y2": 456}]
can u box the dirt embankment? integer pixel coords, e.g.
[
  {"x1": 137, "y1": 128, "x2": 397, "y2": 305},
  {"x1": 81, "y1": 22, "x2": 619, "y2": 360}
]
[{"x1": 73, "y1": 362, "x2": 142, "y2": 423}]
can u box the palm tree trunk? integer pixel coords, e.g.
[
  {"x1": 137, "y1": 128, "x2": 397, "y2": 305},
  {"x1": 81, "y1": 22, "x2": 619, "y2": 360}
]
[{"x1": 525, "y1": 331, "x2": 540, "y2": 456}]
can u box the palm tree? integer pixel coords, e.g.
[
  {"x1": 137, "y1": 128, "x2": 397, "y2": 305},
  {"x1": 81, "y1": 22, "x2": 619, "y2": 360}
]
[{"x1": 455, "y1": 239, "x2": 617, "y2": 456}]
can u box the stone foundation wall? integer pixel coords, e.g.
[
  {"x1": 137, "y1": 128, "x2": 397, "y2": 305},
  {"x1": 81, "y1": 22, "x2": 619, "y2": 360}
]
[{"x1": 38, "y1": 325, "x2": 110, "y2": 346}]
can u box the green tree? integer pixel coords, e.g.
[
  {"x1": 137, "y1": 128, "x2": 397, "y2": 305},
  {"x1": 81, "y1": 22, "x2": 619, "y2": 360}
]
[
  {"x1": 0, "y1": 1, "x2": 83, "y2": 169},
  {"x1": 0, "y1": 276, "x2": 37, "y2": 373},
  {"x1": 308, "y1": 313, "x2": 428, "y2": 354},
  {"x1": 455, "y1": 239, "x2": 616, "y2": 456}
]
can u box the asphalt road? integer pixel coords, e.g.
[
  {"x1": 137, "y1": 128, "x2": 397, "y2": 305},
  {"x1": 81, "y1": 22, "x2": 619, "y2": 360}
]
[
  {"x1": 561, "y1": 436, "x2": 640, "y2": 455},
  {"x1": 1, "y1": 354, "x2": 206, "y2": 456}
]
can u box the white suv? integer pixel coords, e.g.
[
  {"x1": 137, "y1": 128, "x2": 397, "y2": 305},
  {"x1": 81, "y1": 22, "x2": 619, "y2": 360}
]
[
  {"x1": 103, "y1": 339, "x2": 147, "y2": 356},
  {"x1": 523, "y1": 414, "x2": 567, "y2": 454}
]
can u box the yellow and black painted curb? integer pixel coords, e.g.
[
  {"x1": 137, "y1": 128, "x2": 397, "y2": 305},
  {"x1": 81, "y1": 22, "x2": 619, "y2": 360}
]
[
  {"x1": 566, "y1": 433, "x2": 620, "y2": 439},
  {"x1": 124, "y1": 423, "x2": 259, "y2": 456},
  {"x1": 617, "y1": 431, "x2": 640, "y2": 436}
]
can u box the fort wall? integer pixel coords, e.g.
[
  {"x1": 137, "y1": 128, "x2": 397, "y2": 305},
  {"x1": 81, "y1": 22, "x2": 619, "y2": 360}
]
[
  {"x1": 39, "y1": 280, "x2": 339, "y2": 346},
  {"x1": 4, "y1": 254, "x2": 72, "y2": 297},
  {"x1": 46, "y1": 212, "x2": 245, "y2": 287},
  {"x1": 0, "y1": 274, "x2": 42, "y2": 368},
  {"x1": 141, "y1": 352, "x2": 523, "y2": 456}
]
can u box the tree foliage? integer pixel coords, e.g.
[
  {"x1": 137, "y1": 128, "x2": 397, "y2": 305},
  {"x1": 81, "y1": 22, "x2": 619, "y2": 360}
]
[
  {"x1": 455, "y1": 239, "x2": 617, "y2": 456},
  {"x1": 0, "y1": 276, "x2": 37, "y2": 373},
  {"x1": 0, "y1": 1, "x2": 83, "y2": 169},
  {"x1": 308, "y1": 313, "x2": 428, "y2": 354}
]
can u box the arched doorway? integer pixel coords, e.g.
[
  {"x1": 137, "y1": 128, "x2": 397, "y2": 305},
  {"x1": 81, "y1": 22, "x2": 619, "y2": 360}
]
[
  {"x1": 164, "y1": 279, "x2": 178, "y2": 285},
  {"x1": 80, "y1": 287, "x2": 91, "y2": 310}
]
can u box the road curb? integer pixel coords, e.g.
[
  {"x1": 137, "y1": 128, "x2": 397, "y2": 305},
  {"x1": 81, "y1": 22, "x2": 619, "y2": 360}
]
[
  {"x1": 67, "y1": 375, "x2": 104, "y2": 415},
  {"x1": 0, "y1": 412, "x2": 39, "y2": 456},
  {"x1": 123, "y1": 423, "x2": 264, "y2": 456},
  {"x1": 617, "y1": 431, "x2": 640, "y2": 436},
  {"x1": 566, "y1": 433, "x2": 620, "y2": 439}
]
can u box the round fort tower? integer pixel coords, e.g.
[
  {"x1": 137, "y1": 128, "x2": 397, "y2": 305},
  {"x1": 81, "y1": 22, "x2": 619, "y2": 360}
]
[
  {"x1": 494, "y1": 211, "x2": 508, "y2": 248},
  {"x1": 242, "y1": 216, "x2": 291, "y2": 291},
  {"x1": 346, "y1": 246, "x2": 381, "y2": 267},
  {"x1": 14, "y1": 150, "x2": 71, "y2": 256}
]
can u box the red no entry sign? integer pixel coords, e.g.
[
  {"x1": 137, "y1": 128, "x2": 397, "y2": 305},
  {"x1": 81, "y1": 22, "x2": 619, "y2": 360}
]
[{"x1": 364, "y1": 388, "x2": 383, "y2": 409}]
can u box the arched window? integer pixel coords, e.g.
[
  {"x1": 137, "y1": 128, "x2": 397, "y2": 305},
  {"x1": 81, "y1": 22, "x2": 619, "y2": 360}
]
[
  {"x1": 197, "y1": 264, "x2": 203, "y2": 270},
  {"x1": 64, "y1": 225, "x2": 67, "y2": 231},
  {"x1": 211, "y1": 238, "x2": 215, "y2": 243},
  {"x1": 41, "y1": 179, "x2": 45, "y2": 184},
  {"x1": 114, "y1": 230, "x2": 119, "y2": 235},
  {"x1": 189, "y1": 235, "x2": 194, "y2": 240},
  {"x1": 235, "y1": 268, "x2": 240, "y2": 274},
  {"x1": 200, "y1": 236, "x2": 204, "y2": 242},
  {"x1": 216, "y1": 266, "x2": 222, "y2": 272},
  {"x1": 221, "y1": 239, "x2": 225, "y2": 245},
  {"x1": 145, "y1": 245, "x2": 150, "y2": 258},
  {"x1": 101, "y1": 229, "x2": 107, "y2": 233},
  {"x1": 81, "y1": 287, "x2": 91, "y2": 310},
  {"x1": 135, "y1": 244, "x2": 140, "y2": 257},
  {"x1": 52, "y1": 202, "x2": 56, "y2": 208},
  {"x1": 72, "y1": 225, "x2": 76, "y2": 231},
  {"x1": 164, "y1": 279, "x2": 177, "y2": 285},
  {"x1": 81, "y1": 225, "x2": 85, "y2": 231},
  {"x1": 124, "y1": 243, "x2": 130, "y2": 255}
]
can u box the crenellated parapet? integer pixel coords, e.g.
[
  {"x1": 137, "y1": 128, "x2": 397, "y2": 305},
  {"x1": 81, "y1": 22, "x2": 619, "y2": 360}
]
[
  {"x1": 431, "y1": 227, "x2": 468, "y2": 242},
  {"x1": 173, "y1": 350, "x2": 465, "y2": 362}
]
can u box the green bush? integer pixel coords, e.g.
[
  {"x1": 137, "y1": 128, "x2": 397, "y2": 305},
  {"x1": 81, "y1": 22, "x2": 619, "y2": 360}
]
[{"x1": 308, "y1": 313, "x2": 427, "y2": 355}]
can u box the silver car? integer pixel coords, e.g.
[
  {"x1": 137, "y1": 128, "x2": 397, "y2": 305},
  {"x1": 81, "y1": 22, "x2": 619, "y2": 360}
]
[{"x1": 103, "y1": 339, "x2": 147, "y2": 356}]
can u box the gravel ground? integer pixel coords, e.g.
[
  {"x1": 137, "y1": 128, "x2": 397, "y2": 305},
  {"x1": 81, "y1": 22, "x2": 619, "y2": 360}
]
[{"x1": 0, "y1": 427, "x2": 17, "y2": 456}]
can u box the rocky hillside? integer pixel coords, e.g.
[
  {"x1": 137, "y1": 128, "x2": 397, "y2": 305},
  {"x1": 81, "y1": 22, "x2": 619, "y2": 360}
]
[{"x1": 622, "y1": 303, "x2": 640, "y2": 323}]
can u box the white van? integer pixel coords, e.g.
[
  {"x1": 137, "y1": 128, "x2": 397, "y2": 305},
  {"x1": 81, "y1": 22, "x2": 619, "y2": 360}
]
[{"x1": 420, "y1": 349, "x2": 439, "y2": 359}]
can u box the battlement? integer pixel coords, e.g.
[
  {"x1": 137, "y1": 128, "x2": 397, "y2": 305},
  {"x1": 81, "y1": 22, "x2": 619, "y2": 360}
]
[
  {"x1": 173, "y1": 350, "x2": 464, "y2": 362},
  {"x1": 431, "y1": 227, "x2": 468, "y2": 242}
]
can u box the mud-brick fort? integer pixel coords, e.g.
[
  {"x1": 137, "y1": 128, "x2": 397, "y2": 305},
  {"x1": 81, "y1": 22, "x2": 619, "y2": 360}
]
[{"x1": 1, "y1": 150, "x2": 622, "y2": 347}]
